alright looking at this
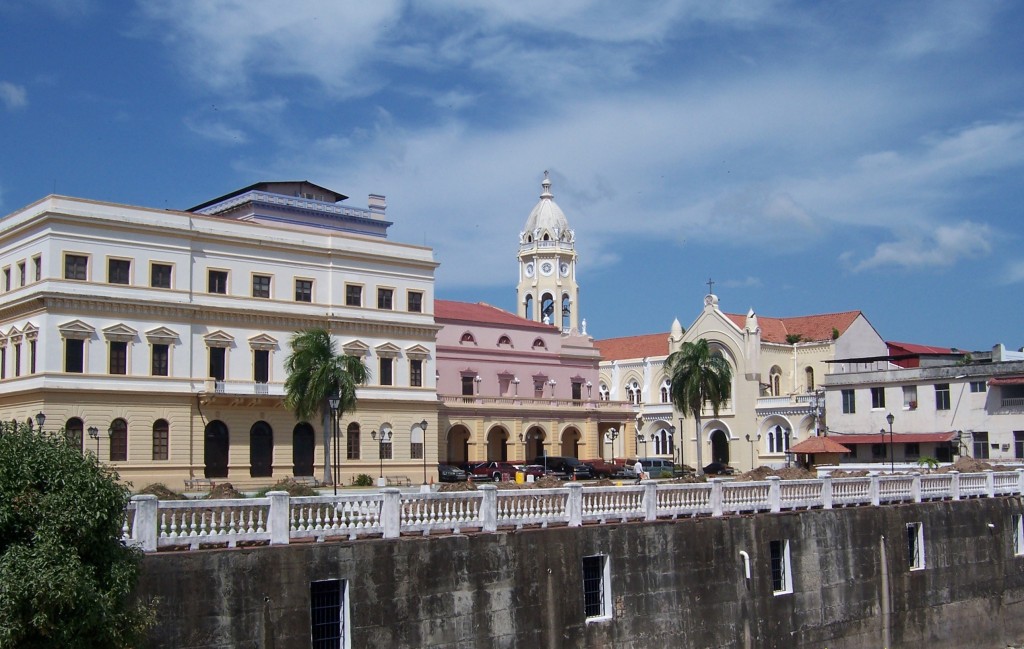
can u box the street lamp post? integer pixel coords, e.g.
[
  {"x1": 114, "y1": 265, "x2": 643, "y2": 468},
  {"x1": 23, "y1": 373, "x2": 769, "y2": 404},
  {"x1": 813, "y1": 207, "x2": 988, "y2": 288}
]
[
  {"x1": 679, "y1": 417, "x2": 686, "y2": 470},
  {"x1": 586, "y1": 381, "x2": 592, "y2": 399},
  {"x1": 635, "y1": 414, "x2": 646, "y2": 458},
  {"x1": 419, "y1": 419, "x2": 429, "y2": 485},
  {"x1": 668, "y1": 425, "x2": 676, "y2": 469},
  {"x1": 886, "y1": 412, "x2": 895, "y2": 474},
  {"x1": 34, "y1": 412, "x2": 46, "y2": 432},
  {"x1": 328, "y1": 391, "x2": 340, "y2": 495},
  {"x1": 87, "y1": 426, "x2": 99, "y2": 456},
  {"x1": 371, "y1": 428, "x2": 392, "y2": 485},
  {"x1": 605, "y1": 428, "x2": 619, "y2": 460},
  {"x1": 745, "y1": 433, "x2": 761, "y2": 469},
  {"x1": 512, "y1": 377, "x2": 520, "y2": 396}
]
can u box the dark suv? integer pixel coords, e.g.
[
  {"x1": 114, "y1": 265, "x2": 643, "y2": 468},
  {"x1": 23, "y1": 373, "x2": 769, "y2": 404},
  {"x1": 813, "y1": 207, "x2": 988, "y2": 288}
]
[{"x1": 531, "y1": 456, "x2": 593, "y2": 479}]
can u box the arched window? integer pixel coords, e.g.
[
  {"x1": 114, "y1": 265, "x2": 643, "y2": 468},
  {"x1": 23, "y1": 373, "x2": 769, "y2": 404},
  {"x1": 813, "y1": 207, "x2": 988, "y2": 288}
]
[
  {"x1": 346, "y1": 422, "x2": 360, "y2": 460},
  {"x1": 767, "y1": 425, "x2": 791, "y2": 453},
  {"x1": 626, "y1": 380, "x2": 641, "y2": 405},
  {"x1": 249, "y1": 421, "x2": 273, "y2": 477},
  {"x1": 524, "y1": 294, "x2": 533, "y2": 320},
  {"x1": 540, "y1": 293, "x2": 555, "y2": 325},
  {"x1": 65, "y1": 417, "x2": 84, "y2": 453},
  {"x1": 769, "y1": 366, "x2": 782, "y2": 397},
  {"x1": 204, "y1": 420, "x2": 229, "y2": 479},
  {"x1": 109, "y1": 418, "x2": 128, "y2": 462},
  {"x1": 599, "y1": 383, "x2": 610, "y2": 401},
  {"x1": 460, "y1": 332, "x2": 475, "y2": 344},
  {"x1": 497, "y1": 335, "x2": 512, "y2": 347},
  {"x1": 660, "y1": 379, "x2": 671, "y2": 404},
  {"x1": 805, "y1": 367, "x2": 814, "y2": 391},
  {"x1": 532, "y1": 338, "x2": 546, "y2": 350},
  {"x1": 767, "y1": 428, "x2": 776, "y2": 454},
  {"x1": 652, "y1": 427, "x2": 674, "y2": 455},
  {"x1": 152, "y1": 419, "x2": 169, "y2": 460},
  {"x1": 561, "y1": 293, "x2": 571, "y2": 330}
]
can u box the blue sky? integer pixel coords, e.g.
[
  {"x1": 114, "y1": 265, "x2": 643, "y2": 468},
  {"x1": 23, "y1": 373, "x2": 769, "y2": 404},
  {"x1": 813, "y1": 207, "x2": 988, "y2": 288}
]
[{"x1": 2, "y1": 1, "x2": 1022, "y2": 351}]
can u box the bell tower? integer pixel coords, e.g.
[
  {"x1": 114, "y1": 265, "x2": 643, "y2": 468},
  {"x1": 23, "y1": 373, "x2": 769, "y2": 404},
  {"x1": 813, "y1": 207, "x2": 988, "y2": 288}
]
[{"x1": 516, "y1": 171, "x2": 579, "y2": 332}]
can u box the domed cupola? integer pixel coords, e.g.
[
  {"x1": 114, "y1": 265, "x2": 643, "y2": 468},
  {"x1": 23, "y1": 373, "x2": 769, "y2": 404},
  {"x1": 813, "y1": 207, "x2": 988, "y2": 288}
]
[{"x1": 517, "y1": 171, "x2": 580, "y2": 334}]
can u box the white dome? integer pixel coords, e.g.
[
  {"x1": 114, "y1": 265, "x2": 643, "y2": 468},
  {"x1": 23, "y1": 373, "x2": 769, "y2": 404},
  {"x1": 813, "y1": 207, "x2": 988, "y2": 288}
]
[{"x1": 522, "y1": 171, "x2": 572, "y2": 241}]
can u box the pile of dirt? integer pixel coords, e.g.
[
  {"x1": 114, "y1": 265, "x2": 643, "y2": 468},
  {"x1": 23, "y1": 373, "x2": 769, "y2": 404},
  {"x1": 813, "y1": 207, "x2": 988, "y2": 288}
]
[
  {"x1": 828, "y1": 469, "x2": 870, "y2": 478},
  {"x1": 735, "y1": 466, "x2": 816, "y2": 481},
  {"x1": 264, "y1": 478, "x2": 319, "y2": 497},
  {"x1": 438, "y1": 481, "x2": 478, "y2": 492},
  {"x1": 206, "y1": 482, "x2": 245, "y2": 499},
  {"x1": 935, "y1": 457, "x2": 996, "y2": 474},
  {"x1": 137, "y1": 483, "x2": 185, "y2": 500},
  {"x1": 534, "y1": 476, "x2": 564, "y2": 489}
]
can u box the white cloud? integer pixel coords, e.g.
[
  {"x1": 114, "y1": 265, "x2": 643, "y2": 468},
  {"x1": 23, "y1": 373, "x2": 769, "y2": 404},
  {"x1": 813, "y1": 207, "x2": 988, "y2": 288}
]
[
  {"x1": 884, "y1": 1, "x2": 998, "y2": 58},
  {"x1": 183, "y1": 116, "x2": 248, "y2": 145},
  {"x1": 0, "y1": 81, "x2": 27, "y2": 110},
  {"x1": 1003, "y1": 260, "x2": 1024, "y2": 285},
  {"x1": 849, "y1": 222, "x2": 993, "y2": 272}
]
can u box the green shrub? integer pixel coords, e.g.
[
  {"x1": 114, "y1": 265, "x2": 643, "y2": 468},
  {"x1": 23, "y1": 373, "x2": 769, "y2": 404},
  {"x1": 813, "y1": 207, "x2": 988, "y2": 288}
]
[{"x1": 353, "y1": 473, "x2": 374, "y2": 487}]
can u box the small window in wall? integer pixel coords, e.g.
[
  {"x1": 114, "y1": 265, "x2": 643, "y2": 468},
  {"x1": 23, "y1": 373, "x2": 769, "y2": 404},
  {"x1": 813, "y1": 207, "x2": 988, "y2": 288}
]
[
  {"x1": 152, "y1": 419, "x2": 169, "y2": 461},
  {"x1": 407, "y1": 290, "x2": 423, "y2": 313},
  {"x1": 28, "y1": 340, "x2": 36, "y2": 374},
  {"x1": 410, "y1": 359, "x2": 423, "y2": 387},
  {"x1": 346, "y1": 423, "x2": 360, "y2": 460},
  {"x1": 1013, "y1": 514, "x2": 1024, "y2": 557},
  {"x1": 109, "y1": 418, "x2": 128, "y2": 462},
  {"x1": 295, "y1": 279, "x2": 313, "y2": 303},
  {"x1": 150, "y1": 263, "x2": 172, "y2": 289},
  {"x1": 3, "y1": 267, "x2": 10, "y2": 291},
  {"x1": 151, "y1": 344, "x2": 169, "y2": 376},
  {"x1": 310, "y1": 579, "x2": 347, "y2": 649},
  {"x1": 571, "y1": 381, "x2": 582, "y2": 401},
  {"x1": 805, "y1": 366, "x2": 814, "y2": 391},
  {"x1": 842, "y1": 389, "x2": 856, "y2": 414},
  {"x1": 208, "y1": 270, "x2": 228, "y2": 294},
  {"x1": 17, "y1": 261, "x2": 26, "y2": 286},
  {"x1": 582, "y1": 554, "x2": 611, "y2": 620},
  {"x1": 935, "y1": 384, "x2": 951, "y2": 411},
  {"x1": 770, "y1": 539, "x2": 793, "y2": 594},
  {"x1": 903, "y1": 385, "x2": 918, "y2": 410},
  {"x1": 907, "y1": 522, "x2": 925, "y2": 570},
  {"x1": 379, "y1": 357, "x2": 393, "y2": 386},
  {"x1": 973, "y1": 431, "x2": 989, "y2": 459},
  {"x1": 377, "y1": 288, "x2": 393, "y2": 310},
  {"x1": 345, "y1": 284, "x2": 362, "y2": 307},
  {"x1": 108, "y1": 259, "x2": 131, "y2": 285},
  {"x1": 871, "y1": 387, "x2": 885, "y2": 409},
  {"x1": 1015, "y1": 431, "x2": 1024, "y2": 460},
  {"x1": 32, "y1": 255, "x2": 41, "y2": 282},
  {"x1": 209, "y1": 347, "x2": 226, "y2": 381},
  {"x1": 1, "y1": 347, "x2": 6, "y2": 379},
  {"x1": 65, "y1": 339, "x2": 85, "y2": 373},
  {"x1": 252, "y1": 274, "x2": 271, "y2": 299},
  {"x1": 970, "y1": 381, "x2": 987, "y2": 393},
  {"x1": 13, "y1": 343, "x2": 20, "y2": 377},
  {"x1": 109, "y1": 341, "x2": 128, "y2": 375},
  {"x1": 64, "y1": 254, "x2": 88, "y2": 281},
  {"x1": 254, "y1": 349, "x2": 270, "y2": 384}
]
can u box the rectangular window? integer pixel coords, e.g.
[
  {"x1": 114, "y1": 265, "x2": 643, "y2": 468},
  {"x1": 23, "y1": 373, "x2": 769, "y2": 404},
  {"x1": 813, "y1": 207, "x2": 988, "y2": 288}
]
[
  {"x1": 108, "y1": 258, "x2": 130, "y2": 285},
  {"x1": 410, "y1": 359, "x2": 423, "y2": 387},
  {"x1": 935, "y1": 384, "x2": 951, "y2": 411},
  {"x1": 209, "y1": 347, "x2": 226, "y2": 381},
  {"x1": 28, "y1": 340, "x2": 36, "y2": 374},
  {"x1": 208, "y1": 270, "x2": 228, "y2": 294},
  {"x1": 254, "y1": 349, "x2": 270, "y2": 383},
  {"x1": 347, "y1": 431, "x2": 360, "y2": 460},
  {"x1": 151, "y1": 344, "x2": 169, "y2": 376},
  {"x1": 871, "y1": 387, "x2": 885, "y2": 409},
  {"x1": 582, "y1": 554, "x2": 611, "y2": 620},
  {"x1": 64, "y1": 254, "x2": 88, "y2": 280},
  {"x1": 410, "y1": 442, "x2": 423, "y2": 460},
  {"x1": 152, "y1": 422, "x2": 169, "y2": 461},
  {"x1": 345, "y1": 284, "x2": 362, "y2": 307},
  {"x1": 33, "y1": 255, "x2": 41, "y2": 282},
  {"x1": 310, "y1": 579, "x2": 346, "y2": 648},
  {"x1": 572, "y1": 382, "x2": 583, "y2": 400},
  {"x1": 377, "y1": 287, "x2": 393, "y2": 310},
  {"x1": 842, "y1": 389, "x2": 856, "y2": 414},
  {"x1": 1, "y1": 347, "x2": 6, "y2": 379},
  {"x1": 407, "y1": 290, "x2": 423, "y2": 313},
  {"x1": 65, "y1": 339, "x2": 84, "y2": 373},
  {"x1": 150, "y1": 263, "x2": 172, "y2": 289},
  {"x1": 1014, "y1": 514, "x2": 1024, "y2": 557},
  {"x1": 973, "y1": 431, "x2": 990, "y2": 459},
  {"x1": 3, "y1": 267, "x2": 10, "y2": 291},
  {"x1": 871, "y1": 443, "x2": 886, "y2": 459},
  {"x1": 295, "y1": 279, "x2": 313, "y2": 303},
  {"x1": 379, "y1": 357, "x2": 393, "y2": 386},
  {"x1": 379, "y1": 440, "x2": 393, "y2": 460},
  {"x1": 770, "y1": 539, "x2": 793, "y2": 594},
  {"x1": 903, "y1": 385, "x2": 918, "y2": 410},
  {"x1": 109, "y1": 341, "x2": 128, "y2": 375},
  {"x1": 17, "y1": 261, "x2": 26, "y2": 286},
  {"x1": 13, "y1": 343, "x2": 20, "y2": 377},
  {"x1": 462, "y1": 375, "x2": 474, "y2": 396},
  {"x1": 970, "y1": 381, "x2": 987, "y2": 393},
  {"x1": 905, "y1": 442, "x2": 919, "y2": 458},
  {"x1": 252, "y1": 274, "x2": 271, "y2": 299},
  {"x1": 907, "y1": 522, "x2": 925, "y2": 570},
  {"x1": 1015, "y1": 431, "x2": 1024, "y2": 460}
]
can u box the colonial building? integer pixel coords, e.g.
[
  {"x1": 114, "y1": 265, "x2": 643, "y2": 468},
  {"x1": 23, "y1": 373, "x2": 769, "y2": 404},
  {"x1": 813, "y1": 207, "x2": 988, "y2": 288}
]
[
  {"x1": 823, "y1": 343, "x2": 1024, "y2": 465},
  {"x1": 0, "y1": 182, "x2": 439, "y2": 488},
  {"x1": 596, "y1": 293, "x2": 888, "y2": 472}
]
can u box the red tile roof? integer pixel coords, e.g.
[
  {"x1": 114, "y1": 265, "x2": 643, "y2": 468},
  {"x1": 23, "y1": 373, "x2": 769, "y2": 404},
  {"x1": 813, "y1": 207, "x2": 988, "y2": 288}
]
[
  {"x1": 789, "y1": 437, "x2": 851, "y2": 454},
  {"x1": 724, "y1": 310, "x2": 862, "y2": 344},
  {"x1": 435, "y1": 300, "x2": 555, "y2": 331},
  {"x1": 887, "y1": 341, "x2": 962, "y2": 355},
  {"x1": 828, "y1": 432, "x2": 957, "y2": 444},
  {"x1": 594, "y1": 332, "x2": 670, "y2": 361},
  {"x1": 989, "y1": 376, "x2": 1024, "y2": 386}
]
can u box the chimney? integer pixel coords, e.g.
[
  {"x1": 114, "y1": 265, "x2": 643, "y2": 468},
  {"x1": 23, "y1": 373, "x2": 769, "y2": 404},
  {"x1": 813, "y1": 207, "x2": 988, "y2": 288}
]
[{"x1": 368, "y1": 194, "x2": 386, "y2": 216}]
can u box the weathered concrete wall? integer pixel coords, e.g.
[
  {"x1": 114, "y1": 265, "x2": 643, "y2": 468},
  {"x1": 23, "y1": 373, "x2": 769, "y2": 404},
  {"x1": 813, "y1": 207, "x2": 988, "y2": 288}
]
[{"x1": 137, "y1": 497, "x2": 1024, "y2": 648}]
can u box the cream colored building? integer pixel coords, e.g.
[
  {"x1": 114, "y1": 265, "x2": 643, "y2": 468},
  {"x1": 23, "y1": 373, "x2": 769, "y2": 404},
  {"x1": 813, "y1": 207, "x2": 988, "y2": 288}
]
[
  {"x1": 0, "y1": 182, "x2": 439, "y2": 489},
  {"x1": 597, "y1": 293, "x2": 887, "y2": 472}
]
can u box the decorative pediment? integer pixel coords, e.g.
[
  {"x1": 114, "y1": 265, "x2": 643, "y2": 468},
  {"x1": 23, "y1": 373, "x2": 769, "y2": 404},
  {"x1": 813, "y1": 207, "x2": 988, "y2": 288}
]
[
  {"x1": 102, "y1": 323, "x2": 139, "y2": 342},
  {"x1": 58, "y1": 319, "x2": 96, "y2": 340},
  {"x1": 21, "y1": 323, "x2": 38, "y2": 340},
  {"x1": 145, "y1": 327, "x2": 180, "y2": 345},
  {"x1": 342, "y1": 339, "x2": 370, "y2": 357},
  {"x1": 405, "y1": 344, "x2": 432, "y2": 360},
  {"x1": 203, "y1": 330, "x2": 235, "y2": 348},
  {"x1": 374, "y1": 342, "x2": 402, "y2": 358},
  {"x1": 248, "y1": 333, "x2": 279, "y2": 351}
]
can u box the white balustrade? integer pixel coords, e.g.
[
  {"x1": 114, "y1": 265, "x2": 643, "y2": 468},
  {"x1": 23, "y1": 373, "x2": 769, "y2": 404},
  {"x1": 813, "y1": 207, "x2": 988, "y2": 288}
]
[{"x1": 121, "y1": 470, "x2": 1024, "y2": 552}]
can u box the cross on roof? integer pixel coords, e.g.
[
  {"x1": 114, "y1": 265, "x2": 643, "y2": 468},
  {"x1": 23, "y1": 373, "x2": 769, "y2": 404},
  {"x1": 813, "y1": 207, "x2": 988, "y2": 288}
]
[{"x1": 706, "y1": 277, "x2": 715, "y2": 294}]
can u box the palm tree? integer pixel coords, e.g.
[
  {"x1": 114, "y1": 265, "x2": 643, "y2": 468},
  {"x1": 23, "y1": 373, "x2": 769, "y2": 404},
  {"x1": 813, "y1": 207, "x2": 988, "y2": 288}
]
[
  {"x1": 666, "y1": 339, "x2": 733, "y2": 476},
  {"x1": 284, "y1": 328, "x2": 368, "y2": 485}
]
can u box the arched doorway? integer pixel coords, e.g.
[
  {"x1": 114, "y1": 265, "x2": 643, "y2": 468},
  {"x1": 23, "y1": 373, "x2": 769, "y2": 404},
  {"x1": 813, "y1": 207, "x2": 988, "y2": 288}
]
[
  {"x1": 446, "y1": 425, "x2": 471, "y2": 463},
  {"x1": 709, "y1": 429, "x2": 730, "y2": 464},
  {"x1": 292, "y1": 423, "x2": 315, "y2": 477},
  {"x1": 524, "y1": 426, "x2": 546, "y2": 461},
  {"x1": 250, "y1": 421, "x2": 274, "y2": 478},
  {"x1": 204, "y1": 420, "x2": 229, "y2": 478},
  {"x1": 560, "y1": 427, "x2": 581, "y2": 458},
  {"x1": 487, "y1": 426, "x2": 509, "y2": 461},
  {"x1": 652, "y1": 425, "x2": 674, "y2": 456}
]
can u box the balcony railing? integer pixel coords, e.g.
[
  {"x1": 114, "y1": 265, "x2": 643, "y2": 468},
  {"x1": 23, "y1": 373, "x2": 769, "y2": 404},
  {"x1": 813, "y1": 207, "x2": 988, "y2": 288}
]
[{"x1": 121, "y1": 470, "x2": 1023, "y2": 552}]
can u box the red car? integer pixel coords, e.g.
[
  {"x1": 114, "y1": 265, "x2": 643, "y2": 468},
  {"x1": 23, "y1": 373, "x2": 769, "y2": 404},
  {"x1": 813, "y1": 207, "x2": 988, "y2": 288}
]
[{"x1": 469, "y1": 461, "x2": 520, "y2": 482}]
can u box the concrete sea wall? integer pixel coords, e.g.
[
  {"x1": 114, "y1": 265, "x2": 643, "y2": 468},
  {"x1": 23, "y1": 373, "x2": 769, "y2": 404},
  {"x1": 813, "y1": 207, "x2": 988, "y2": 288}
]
[{"x1": 137, "y1": 497, "x2": 1024, "y2": 648}]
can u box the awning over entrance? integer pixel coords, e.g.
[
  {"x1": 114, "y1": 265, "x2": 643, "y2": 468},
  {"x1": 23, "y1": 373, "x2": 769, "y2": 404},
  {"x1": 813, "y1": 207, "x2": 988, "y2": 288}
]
[
  {"x1": 827, "y1": 432, "x2": 957, "y2": 445},
  {"x1": 989, "y1": 376, "x2": 1024, "y2": 386}
]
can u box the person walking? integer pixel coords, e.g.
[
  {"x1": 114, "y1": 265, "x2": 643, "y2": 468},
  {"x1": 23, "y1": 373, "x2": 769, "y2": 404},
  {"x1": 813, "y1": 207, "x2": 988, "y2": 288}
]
[{"x1": 633, "y1": 458, "x2": 644, "y2": 483}]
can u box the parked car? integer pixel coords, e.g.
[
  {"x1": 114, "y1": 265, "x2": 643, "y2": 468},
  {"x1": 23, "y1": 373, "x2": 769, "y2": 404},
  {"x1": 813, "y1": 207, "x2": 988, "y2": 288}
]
[
  {"x1": 470, "y1": 461, "x2": 520, "y2": 482},
  {"x1": 637, "y1": 458, "x2": 676, "y2": 479},
  {"x1": 519, "y1": 464, "x2": 554, "y2": 479},
  {"x1": 583, "y1": 459, "x2": 625, "y2": 479},
  {"x1": 438, "y1": 464, "x2": 468, "y2": 482},
  {"x1": 703, "y1": 462, "x2": 736, "y2": 476},
  {"x1": 531, "y1": 456, "x2": 593, "y2": 479}
]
